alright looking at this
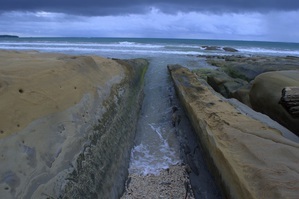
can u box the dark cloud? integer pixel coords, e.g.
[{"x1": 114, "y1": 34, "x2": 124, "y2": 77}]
[{"x1": 1, "y1": 0, "x2": 299, "y2": 15}]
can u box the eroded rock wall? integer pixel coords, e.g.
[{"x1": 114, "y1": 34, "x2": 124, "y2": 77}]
[
  {"x1": 0, "y1": 51, "x2": 148, "y2": 199},
  {"x1": 168, "y1": 65, "x2": 299, "y2": 199}
]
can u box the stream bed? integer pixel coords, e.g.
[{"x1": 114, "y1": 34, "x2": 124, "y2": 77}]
[{"x1": 122, "y1": 57, "x2": 223, "y2": 199}]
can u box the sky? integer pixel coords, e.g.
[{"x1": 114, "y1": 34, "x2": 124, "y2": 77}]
[{"x1": 0, "y1": 0, "x2": 299, "y2": 42}]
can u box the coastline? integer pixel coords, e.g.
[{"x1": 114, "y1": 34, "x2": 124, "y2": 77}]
[{"x1": 0, "y1": 46, "x2": 298, "y2": 198}]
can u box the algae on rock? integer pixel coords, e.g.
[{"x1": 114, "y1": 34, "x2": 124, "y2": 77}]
[{"x1": 60, "y1": 59, "x2": 148, "y2": 199}]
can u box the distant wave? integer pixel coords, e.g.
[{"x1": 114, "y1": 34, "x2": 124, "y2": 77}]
[
  {"x1": 1, "y1": 39, "x2": 299, "y2": 57},
  {"x1": 238, "y1": 47, "x2": 299, "y2": 56}
]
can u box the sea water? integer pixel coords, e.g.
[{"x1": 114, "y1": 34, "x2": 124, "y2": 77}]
[
  {"x1": 1, "y1": 37, "x2": 299, "y2": 176},
  {"x1": 1, "y1": 37, "x2": 299, "y2": 57}
]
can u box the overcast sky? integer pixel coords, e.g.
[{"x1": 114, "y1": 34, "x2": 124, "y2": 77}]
[{"x1": 1, "y1": 0, "x2": 299, "y2": 42}]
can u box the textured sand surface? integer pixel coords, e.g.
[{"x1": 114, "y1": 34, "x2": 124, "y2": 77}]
[
  {"x1": 0, "y1": 50, "x2": 126, "y2": 198},
  {"x1": 169, "y1": 65, "x2": 299, "y2": 199}
]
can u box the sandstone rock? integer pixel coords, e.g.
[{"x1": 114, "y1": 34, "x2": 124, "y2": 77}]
[
  {"x1": 231, "y1": 83, "x2": 252, "y2": 107},
  {"x1": 206, "y1": 55, "x2": 299, "y2": 81},
  {"x1": 279, "y1": 87, "x2": 299, "y2": 117},
  {"x1": 169, "y1": 65, "x2": 299, "y2": 199},
  {"x1": 206, "y1": 71, "x2": 248, "y2": 98},
  {"x1": 250, "y1": 70, "x2": 299, "y2": 134},
  {"x1": 0, "y1": 50, "x2": 148, "y2": 199}
]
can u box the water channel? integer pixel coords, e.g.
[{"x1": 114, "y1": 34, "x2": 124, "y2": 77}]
[{"x1": 127, "y1": 56, "x2": 223, "y2": 198}]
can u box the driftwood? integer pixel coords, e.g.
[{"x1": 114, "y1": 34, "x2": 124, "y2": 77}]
[{"x1": 279, "y1": 87, "x2": 299, "y2": 118}]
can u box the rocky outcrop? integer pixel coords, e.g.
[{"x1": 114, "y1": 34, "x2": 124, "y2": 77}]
[
  {"x1": 223, "y1": 47, "x2": 238, "y2": 52},
  {"x1": 207, "y1": 55, "x2": 299, "y2": 81},
  {"x1": 250, "y1": 70, "x2": 299, "y2": 135},
  {"x1": 206, "y1": 71, "x2": 248, "y2": 98},
  {"x1": 0, "y1": 50, "x2": 148, "y2": 199},
  {"x1": 168, "y1": 65, "x2": 299, "y2": 199},
  {"x1": 193, "y1": 69, "x2": 251, "y2": 106},
  {"x1": 201, "y1": 46, "x2": 238, "y2": 52}
]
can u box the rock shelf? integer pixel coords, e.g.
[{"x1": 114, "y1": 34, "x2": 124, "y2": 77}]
[
  {"x1": 0, "y1": 50, "x2": 148, "y2": 198},
  {"x1": 168, "y1": 65, "x2": 299, "y2": 199}
]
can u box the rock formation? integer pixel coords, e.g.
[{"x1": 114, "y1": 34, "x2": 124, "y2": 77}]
[
  {"x1": 206, "y1": 55, "x2": 299, "y2": 81},
  {"x1": 223, "y1": 47, "x2": 238, "y2": 52},
  {"x1": 0, "y1": 50, "x2": 148, "y2": 199},
  {"x1": 250, "y1": 70, "x2": 299, "y2": 135},
  {"x1": 168, "y1": 65, "x2": 299, "y2": 199}
]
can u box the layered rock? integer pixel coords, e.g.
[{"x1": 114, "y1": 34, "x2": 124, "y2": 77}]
[
  {"x1": 250, "y1": 70, "x2": 299, "y2": 135},
  {"x1": 0, "y1": 50, "x2": 148, "y2": 198},
  {"x1": 206, "y1": 71, "x2": 248, "y2": 98},
  {"x1": 206, "y1": 55, "x2": 299, "y2": 81},
  {"x1": 168, "y1": 65, "x2": 299, "y2": 199},
  {"x1": 193, "y1": 69, "x2": 251, "y2": 106}
]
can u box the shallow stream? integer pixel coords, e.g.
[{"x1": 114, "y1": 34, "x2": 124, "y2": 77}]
[{"x1": 127, "y1": 56, "x2": 223, "y2": 198}]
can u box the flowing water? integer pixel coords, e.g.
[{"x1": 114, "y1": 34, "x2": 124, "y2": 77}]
[
  {"x1": 129, "y1": 58, "x2": 181, "y2": 175},
  {"x1": 127, "y1": 56, "x2": 223, "y2": 198}
]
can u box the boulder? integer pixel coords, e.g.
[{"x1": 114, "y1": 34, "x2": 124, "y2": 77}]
[
  {"x1": 250, "y1": 70, "x2": 299, "y2": 134},
  {"x1": 223, "y1": 47, "x2": 238, "y2": 52}
]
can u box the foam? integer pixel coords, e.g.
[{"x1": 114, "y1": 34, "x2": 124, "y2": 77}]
[{"x1": 129, "y1": 123, "x2": 180, "y2": 176}]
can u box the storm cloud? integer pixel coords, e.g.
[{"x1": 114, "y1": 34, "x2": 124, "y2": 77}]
[
  {"x1": 1, "y1": 0, "x2": 299, "y2": 42},
  {"x1": 1, "y1": 0, "x2": 299, "y2": 15}
]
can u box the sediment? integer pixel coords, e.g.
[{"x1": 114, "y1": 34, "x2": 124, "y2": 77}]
[
  {"x1": 0, "y1": 50, "x2": 148, "y2": 198},
  {"x1": 168, "y1": 65, "x2": 299, "y2": 199},
  {"x1": 121, "y1": 164, "x2": 194, "y2": 199}
]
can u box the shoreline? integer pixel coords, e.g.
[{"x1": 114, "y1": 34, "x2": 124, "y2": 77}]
[{"x1": 1, "y1": 49, "x2": 298, "y2": 198}]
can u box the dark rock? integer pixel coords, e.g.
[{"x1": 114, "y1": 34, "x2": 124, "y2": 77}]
[
  {"x1": 223, "y1": 47, "x2": 238, "y2": 52},
  {"x1": 0, "y1": 35, "x2": 19, "y2": 38}
]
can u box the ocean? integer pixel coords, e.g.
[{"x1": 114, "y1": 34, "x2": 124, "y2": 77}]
[
  {"x1": 1, "y1": 37, "x2": 299, "y2": 58},
  {"x1": 1, "y1": 37, "x2": 298, "y2": 177}
]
